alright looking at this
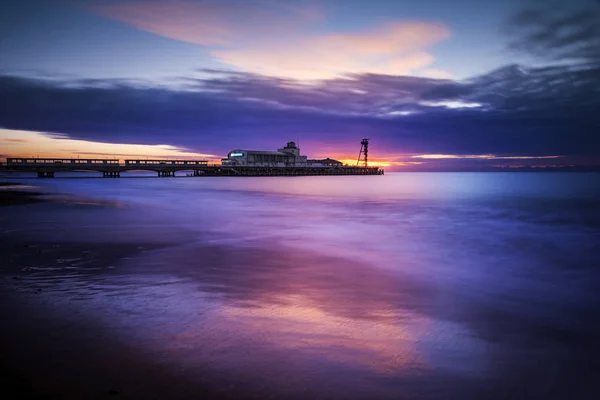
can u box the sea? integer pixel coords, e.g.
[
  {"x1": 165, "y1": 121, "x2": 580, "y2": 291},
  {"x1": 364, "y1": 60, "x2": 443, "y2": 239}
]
[{"x1": 1, "y1": 172, "x2": 599, "y2": 399}]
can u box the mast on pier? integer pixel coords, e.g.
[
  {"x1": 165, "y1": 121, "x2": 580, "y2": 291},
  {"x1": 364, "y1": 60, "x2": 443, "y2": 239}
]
[{"x1": 357, "y1": 138, "x2": 369, "y2": 167}]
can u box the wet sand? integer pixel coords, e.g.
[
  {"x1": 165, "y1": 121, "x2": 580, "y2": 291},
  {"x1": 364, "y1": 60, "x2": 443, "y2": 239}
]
[
  {"x1": 0, "y1": 182, "x2": 46, "y2": 206},
  {"x1": 0, "y1": 239, "x2": 459, "y2": 399},
  {"x1": 0, "y1": 242, "x2": 215, "y2": 399},
  {"x1": 3, "y1": 238, "x2": 598, "y2": 399}
]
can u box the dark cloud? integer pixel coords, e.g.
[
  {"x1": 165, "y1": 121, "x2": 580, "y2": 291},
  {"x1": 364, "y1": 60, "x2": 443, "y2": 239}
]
[
  {"x1": 1, "y1": 63, "x2": 599, "y2": 158},
  {"x1": 508, "y1": 0, "x2": 600, "y2": 65}
]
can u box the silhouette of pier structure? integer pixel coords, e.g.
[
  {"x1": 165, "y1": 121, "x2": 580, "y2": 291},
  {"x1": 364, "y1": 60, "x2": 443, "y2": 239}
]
[{"x1": 1, "y1": 158, "x2": 383, "y2": 178}]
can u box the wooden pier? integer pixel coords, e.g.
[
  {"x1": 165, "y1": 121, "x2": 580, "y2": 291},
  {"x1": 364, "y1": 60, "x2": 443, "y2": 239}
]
[{"x1": 1, "y1": 158, "x2": 384, "y2": 177}]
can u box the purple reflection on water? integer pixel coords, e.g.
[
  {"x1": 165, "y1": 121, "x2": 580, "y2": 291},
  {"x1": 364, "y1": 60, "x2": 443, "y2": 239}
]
[{"x1": 2, "y1": 172, "x2": 600, "y2": 398}]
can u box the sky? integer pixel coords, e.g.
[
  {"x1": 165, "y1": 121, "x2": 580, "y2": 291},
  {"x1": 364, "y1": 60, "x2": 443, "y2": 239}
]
[{"x1": 1, "y1": 0, "x2": 599, "y2": 170}]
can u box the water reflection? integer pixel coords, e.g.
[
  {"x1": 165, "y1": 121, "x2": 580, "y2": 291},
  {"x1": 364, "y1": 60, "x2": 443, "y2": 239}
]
[
  {"x1": 221, "y1": 295, "x2": 423, "y2": 373},
  {"x1": 127, "y1": 242, "x2": 492, "y2": 383},
  {"x1": 2, "y1": 173, "x2": 599, "y2": 399}
]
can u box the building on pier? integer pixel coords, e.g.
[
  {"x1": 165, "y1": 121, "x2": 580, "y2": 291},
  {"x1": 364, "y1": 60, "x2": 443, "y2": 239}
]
[
  {"x1": 221, "y1": 142, "x2": 342, "y2": 167},
  {"x1": 307, "y1": 158, "x2": 343, "y2": 167}
]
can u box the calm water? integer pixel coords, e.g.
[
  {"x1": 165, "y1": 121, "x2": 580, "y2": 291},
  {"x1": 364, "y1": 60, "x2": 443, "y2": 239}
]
[{"x1": 2, "y1": 172, "x2": 600, "y2": 399}]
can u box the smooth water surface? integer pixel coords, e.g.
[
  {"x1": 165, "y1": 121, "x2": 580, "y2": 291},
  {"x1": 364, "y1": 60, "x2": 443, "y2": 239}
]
[{"x1": 2, "y1": 172, "x2": 599, "y2": 399}]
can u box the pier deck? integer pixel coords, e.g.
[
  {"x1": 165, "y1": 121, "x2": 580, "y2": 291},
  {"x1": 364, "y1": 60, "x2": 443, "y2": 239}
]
[{"x1": 1, "y1": 159, "x2": 383, "y2": 177}]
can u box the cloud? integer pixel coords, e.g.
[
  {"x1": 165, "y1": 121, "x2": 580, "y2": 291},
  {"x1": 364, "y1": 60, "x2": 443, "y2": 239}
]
[
  {"x1": 420, "y1": 69, "x2": 454, "y2": 80},
  {"x1": 411, "y1": 154, "x2": 563, "y2": 160},
  {"x1": 90, "y1": 0, "x2": 323, "y2": 46},
  {"x1": 90, "y1": 1, "x2": 451, "y2": 80},
  {"x1": 1, "y1": 62, "x2": 599, "y2": 161},
  {"x1": 419, "y1": 100, "x2": 482, "y2": 109},
  {"x1": 212, "y1": 22, "x2": 449, "y2": 80},
  {"x1": 1, "y1": 138, "x2": 33, "y2": 143},
  {"x1": 0, "y1": 129, "x2": 216, "y2": 160},
  {"x1": 508, "y1": 0, "x2": 600, "y2": 65}
]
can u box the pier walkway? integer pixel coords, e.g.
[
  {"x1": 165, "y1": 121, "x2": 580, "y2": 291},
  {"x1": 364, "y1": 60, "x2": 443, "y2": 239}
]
[{"x1": 1, "y1": 158, "x2": 384, "y2": 177}]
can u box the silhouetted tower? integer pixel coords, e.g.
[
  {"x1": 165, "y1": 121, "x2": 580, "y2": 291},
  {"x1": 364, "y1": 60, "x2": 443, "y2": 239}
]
[{"x1": 357, "y1": 138, "x2": 369, "y2": 167}]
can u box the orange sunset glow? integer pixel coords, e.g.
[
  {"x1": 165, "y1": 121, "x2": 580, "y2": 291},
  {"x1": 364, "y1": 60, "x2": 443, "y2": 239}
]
[{"x1": 0, "y1": 129, "x2": 218, "y2": 162}]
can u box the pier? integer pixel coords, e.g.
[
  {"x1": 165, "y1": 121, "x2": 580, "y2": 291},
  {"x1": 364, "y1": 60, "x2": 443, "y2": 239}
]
[{"x1": 1, "y1": 158, "x2": 384, "y2": 178}]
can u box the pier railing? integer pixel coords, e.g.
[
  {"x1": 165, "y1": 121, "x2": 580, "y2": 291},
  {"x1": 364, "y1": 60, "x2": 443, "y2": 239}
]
[{"x1": 1, "y1": 158, "x2": 384, "y2": 177}]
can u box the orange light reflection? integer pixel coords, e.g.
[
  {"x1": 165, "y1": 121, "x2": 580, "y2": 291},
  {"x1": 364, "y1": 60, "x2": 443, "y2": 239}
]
[{"x1": 221, "y1": 294, "x2": 429, "y2": 373}]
